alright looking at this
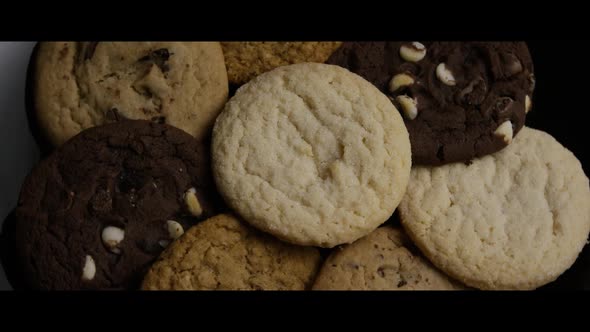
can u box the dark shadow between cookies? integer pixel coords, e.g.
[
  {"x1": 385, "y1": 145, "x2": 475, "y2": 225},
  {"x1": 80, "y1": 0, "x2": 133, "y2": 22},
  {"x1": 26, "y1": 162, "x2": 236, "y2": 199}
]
[{"x1": 0, "y1": 209, "x2": 28, "y2": 290}]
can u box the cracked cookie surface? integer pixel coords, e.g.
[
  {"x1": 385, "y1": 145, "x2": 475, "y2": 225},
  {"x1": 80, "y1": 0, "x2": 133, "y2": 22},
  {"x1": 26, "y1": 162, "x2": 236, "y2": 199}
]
[
  {"x1": 212, "y1": 63, "x2": 412, "y2": 248},
  {"x1": 15, "y1": 120, "x2": 219, "y2": 290},
  {"x1": 399, "y1": 127, "x2": 590, "y2": 290},
  {"x1": 221, "y1": 42, "x2": 342, "y2": 85},
  {"x1": 312, "y1": 226, "x2": 464, "y2": 290},
  {"x1": 141, "y1": 214, "x2": 321, "y2": 290},
  {"x1": 327, "y1": 42, "x2": 534, "y2": 165},
  {"x1": 34, "y1": 42, "x2": 228, "y2": 146}
]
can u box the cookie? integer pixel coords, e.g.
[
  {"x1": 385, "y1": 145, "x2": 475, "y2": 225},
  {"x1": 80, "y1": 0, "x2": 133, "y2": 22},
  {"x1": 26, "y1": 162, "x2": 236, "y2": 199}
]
[
  {"x1": 221, "y1": 42, "x2": 342, "y2": 85},
  {"x1": 141, "y1": 214, "x2": 321, "y2": 290},
  {"x1": 15, "y1": 120, "x2": 219, "y2": 290},
  {"x1": 399, "y1": 127, "x2": 590, "y2": 290},
  {"x1": 212, "y1": 63, "x2": 411, "y2": 248},
  {"x1": 326, "y1": 42, "x2": 535, "y2": 165},
  {"x1": 34, "y1": 42, "x2": 228, "y2": 147},
  {"x1": 312, "y1": 226, "x2": 464, "y2": 290}
]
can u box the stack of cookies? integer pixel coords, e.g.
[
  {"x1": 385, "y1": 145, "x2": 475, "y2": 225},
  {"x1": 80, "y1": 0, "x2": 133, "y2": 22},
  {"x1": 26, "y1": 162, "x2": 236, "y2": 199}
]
[{"x1": 3, "y1": 41, "x2": 589, "y2": 290}]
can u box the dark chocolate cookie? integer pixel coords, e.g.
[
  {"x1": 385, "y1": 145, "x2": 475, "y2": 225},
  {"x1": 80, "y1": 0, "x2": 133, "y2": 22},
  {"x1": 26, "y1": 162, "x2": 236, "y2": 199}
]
[
  {"x1": 15, "y1": 120, "x2": 219, "y2": 290},
  {"x1": 327, "y1": 42, "x2": 535, "y2": 165}
]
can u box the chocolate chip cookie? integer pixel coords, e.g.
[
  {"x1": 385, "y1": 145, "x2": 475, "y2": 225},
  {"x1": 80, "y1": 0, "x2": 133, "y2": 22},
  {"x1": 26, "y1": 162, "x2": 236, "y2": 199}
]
[
  {"x1": 312, "y1": 227, "x2": 464, "y2": 290},
  {"x1": 326, "y1": 42, "x2": 535, "y2": 165},
  {"x1": 33, "y1": 42, "x2": 228, "y2": 147},
  {"x1": 15, "y1": 120, "x2": 219, "y2": 290}
]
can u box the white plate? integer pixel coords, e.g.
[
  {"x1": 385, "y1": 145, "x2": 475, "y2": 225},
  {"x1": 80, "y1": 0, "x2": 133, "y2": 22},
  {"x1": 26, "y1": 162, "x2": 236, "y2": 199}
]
[{"x1": 0, "y1": 42, "x2": 40, "y2": 290}]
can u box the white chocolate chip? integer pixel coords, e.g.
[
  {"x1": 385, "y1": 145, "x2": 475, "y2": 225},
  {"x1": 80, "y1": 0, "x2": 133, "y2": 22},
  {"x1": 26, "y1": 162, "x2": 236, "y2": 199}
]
[
  {"x1": 396, "y1": 95, "x2": 418, "y2": 120},
  {"x1": 184, "y1": 187, "x2": 203, "y2": 217},
  {"x1": 166, "y1": 220, "x2": 184, "y2": 240},
  {"x1": 525, "y1": 95, "x2": 532, "y2": 113},
  {"x1": 494, "y1": 120, "x2": 513, "y2": 144},
  {"x1": 436, "y1": 63, "x2": 456, "y2": 86},
  {"x1": 101, "y1": 226, "x2": 124, "y2": 254},
  {"x1": 389, "y1": 73, "x2": 415, "y2": 92},
  {"x1": 399, "y1": 42, "x2": 426, "y2": 62},
  {"x1": 158, "y1": 240, "x2": 170, "y2": 248},
  {"x1": 82, "y1": 255, "x2": 96, "y2": 281}
]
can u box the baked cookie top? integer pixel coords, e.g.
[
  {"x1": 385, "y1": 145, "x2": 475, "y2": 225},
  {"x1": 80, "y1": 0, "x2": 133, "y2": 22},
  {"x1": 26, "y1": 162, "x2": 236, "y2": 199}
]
[
  {"x1": 212, "y1": 63, "x2": 411, "y2": 248},
  {"x1": 399, "y1": 127, "x2": 590, "y2": 290},
  {"x1": 34, "y1": 42, "x2": 228, "y2": 146},
  {"x1": 15, "y1": 120, "x2": 219, "y2": 290},
  {"x1": 221, "y1": 42, "x2": 342, "y2": 85},
  {"x1": 312, "y1": 226, "x2": 464, "y2": 290},
  {"x1": 141, "y1": 214, "x2": 321, "y2": 290},
  {"x1": 327, "y1": 42, "x2": 534, "y2": 165}
]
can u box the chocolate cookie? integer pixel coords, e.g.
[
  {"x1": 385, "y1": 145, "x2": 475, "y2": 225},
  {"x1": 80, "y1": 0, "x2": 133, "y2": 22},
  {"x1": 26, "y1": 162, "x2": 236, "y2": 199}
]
[
  {"x1": 15, "y1": 120, "x2": 219, "y2": 290},
  {"x1": 327, "y1": 42, "x2": 535, "y2": 165}
]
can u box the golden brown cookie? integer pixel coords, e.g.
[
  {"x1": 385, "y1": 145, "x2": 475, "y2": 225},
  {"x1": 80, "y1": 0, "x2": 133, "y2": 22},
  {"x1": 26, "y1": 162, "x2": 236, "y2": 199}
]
[
  {"x1": 141, "y1": 214, "x2": 322, "y2": 290},
  {"x1": 221, "y1": 42, "x2": 342, "y2": 85},
  {"x1": 34, "y1": 42, "x2": 228, "y2": 146},
  {"x1": 312, "y1": 227, "x2": 464, "y2": 290}
]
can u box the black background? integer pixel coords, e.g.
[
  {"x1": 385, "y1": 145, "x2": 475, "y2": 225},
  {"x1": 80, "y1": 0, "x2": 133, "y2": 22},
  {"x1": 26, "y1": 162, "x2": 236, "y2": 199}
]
[
  {"x1": 526, "y1": 41, "x2": 589, "y2": 175},
  {"x1": 521, "y1": 41, "x2": 590, "y2": 289}
]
